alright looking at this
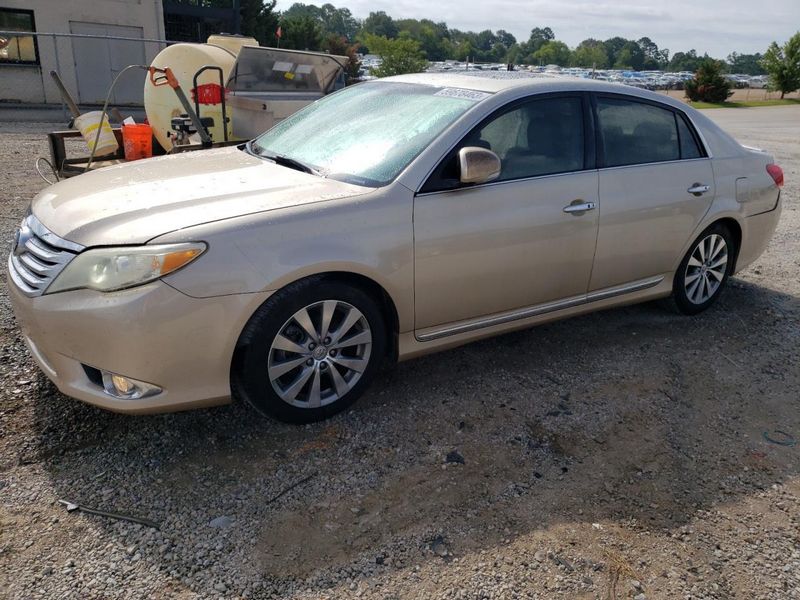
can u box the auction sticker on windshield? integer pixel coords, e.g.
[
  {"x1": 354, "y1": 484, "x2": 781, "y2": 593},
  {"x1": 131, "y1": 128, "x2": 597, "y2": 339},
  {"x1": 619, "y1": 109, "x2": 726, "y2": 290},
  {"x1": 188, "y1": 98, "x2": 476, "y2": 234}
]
[{"x1": 434, "y1": 88, "x2": 491, "y2": 102}]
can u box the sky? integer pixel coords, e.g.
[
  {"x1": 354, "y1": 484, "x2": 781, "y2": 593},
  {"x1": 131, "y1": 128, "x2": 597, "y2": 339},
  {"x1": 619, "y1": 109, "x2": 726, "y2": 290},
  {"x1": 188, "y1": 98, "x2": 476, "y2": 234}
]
[{"x1": 278, "y1": 0, "x2": 800, "y2": 58}]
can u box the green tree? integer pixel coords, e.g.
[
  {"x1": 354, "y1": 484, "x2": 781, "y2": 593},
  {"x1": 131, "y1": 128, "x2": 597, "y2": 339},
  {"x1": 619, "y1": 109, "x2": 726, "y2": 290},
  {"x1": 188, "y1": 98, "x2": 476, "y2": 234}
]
[
  {"x1": 572, "y1": 38, "x2": 608, "y2": 68},
  {"x1": 452, "y1": 36, "x2": 476, "y2": 62},
  {"x1": 637, "y1": 36, "x2": 668, "y2": 69},
  {"x1": 685, "y1": 59, "x2": 733, "y2": 103},
  {"x1": 362, "y1": 33, "x2": 428, "y2": 77},
  {"x1": 361, "y1": 11, "x2": 398, "y2": 39},
  {"x1": 531, "y1": 40, "x2": 571, "y2": 66},
  {"x1": 318, "y1": 3, "x2": 359, "y2": 40},
  {"x1": 495, "y1": 30, "x2": 517, "y2": 49},
  {"x1": 762, "y1": 32, "x2": 800, "y2": 98},
  {"x1": 282, "y1": 3, "x2": 359, "y2": 41},
  {"x1": 614, "y1": 41, "x2": 645, "y2": 69},
  {"x1": 603, "y1": 36, "x2": 628, "y2": 66},
  {"x1": 394, "y1": 19, "x2": 452, "y2": 61},
  {"x1": 726, "y1": 52, "x2": 765, "y2": 75},
  {"x1": 321, "y1": 34, "x2": 361, "y2": 84},
  {"x1": 240, "y1": 0, "x2": 279, "y2": 46},
  {"x1": 505, "y1": 43, "x2": 523, "y2": 64},
  {"x1": 279, "y1": 14, "x2": 323, "y2": 50},
  {"x1": 526, "y1": 27, "x2": 554, "y2": 53},
  {"x1": 669, "y1": 49, "x2": 702, "y2": 72},
  {"x1": 516, "y1": 26, "x2": 554, "y2": 61}
]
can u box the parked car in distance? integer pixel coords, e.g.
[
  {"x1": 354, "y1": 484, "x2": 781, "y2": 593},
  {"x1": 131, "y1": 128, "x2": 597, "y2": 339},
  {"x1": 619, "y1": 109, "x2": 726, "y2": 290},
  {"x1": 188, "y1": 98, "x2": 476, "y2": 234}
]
[{"x1": 8, "y1": 74, "x2": 783, "y2": 422}]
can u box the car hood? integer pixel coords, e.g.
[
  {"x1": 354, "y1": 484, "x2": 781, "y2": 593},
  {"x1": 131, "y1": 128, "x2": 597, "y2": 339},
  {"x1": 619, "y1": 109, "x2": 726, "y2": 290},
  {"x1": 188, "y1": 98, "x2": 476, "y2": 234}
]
[{"x1": 32, "y1": 146, "x2": 371, "y2": 246}]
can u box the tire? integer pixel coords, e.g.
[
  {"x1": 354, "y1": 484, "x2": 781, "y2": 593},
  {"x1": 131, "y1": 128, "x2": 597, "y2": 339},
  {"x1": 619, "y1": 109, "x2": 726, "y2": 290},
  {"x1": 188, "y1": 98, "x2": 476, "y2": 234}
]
[
  {"x1": 669, "y1": 223, "x2": 736, "y2": 315},
  {"x1": 232, "y1": 277, "x2": 387, "y2": 423}
]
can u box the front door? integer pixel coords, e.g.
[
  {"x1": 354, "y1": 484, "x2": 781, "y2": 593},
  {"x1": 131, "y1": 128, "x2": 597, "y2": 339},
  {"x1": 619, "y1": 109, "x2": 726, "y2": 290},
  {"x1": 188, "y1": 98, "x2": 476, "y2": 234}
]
[{"x1": 414, "y1": 94, "x2": 599, "y2": 331}]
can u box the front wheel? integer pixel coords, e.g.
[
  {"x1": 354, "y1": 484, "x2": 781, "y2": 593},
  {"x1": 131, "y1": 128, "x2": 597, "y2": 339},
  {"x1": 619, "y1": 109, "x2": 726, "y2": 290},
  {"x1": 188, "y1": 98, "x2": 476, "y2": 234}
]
[
  {"x1": 670, "y1": 223, "x2": 735, "y2": 315},
  {"x1": 232, "y1": 278, "x2": 386, "y2": 423}
]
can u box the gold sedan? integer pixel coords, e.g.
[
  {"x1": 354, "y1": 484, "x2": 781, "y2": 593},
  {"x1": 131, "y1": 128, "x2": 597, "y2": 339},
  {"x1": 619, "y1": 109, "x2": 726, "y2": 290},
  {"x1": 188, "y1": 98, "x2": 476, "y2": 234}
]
[{"x1": 8, "y1": 74, "x2": 783, "y2": 422}]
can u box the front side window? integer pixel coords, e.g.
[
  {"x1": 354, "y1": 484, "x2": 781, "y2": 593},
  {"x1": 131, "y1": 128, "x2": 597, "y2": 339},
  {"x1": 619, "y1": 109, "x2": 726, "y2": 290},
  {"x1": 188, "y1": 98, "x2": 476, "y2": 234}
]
[
  {"x1": 0, "y1": 9, "x2": 38, "y2": 65},
  {"x1": 467, "y1": 96, "x2": 585, "y2": 181},
  {"x1": 422, "y1": 95, "x2": 585, "y2": 192},
  {"x1": 596, "y1": 97, "x2": 681, "y2": 167},
  {"x1": 254, "y1": 81, "x2": 485, "y2": 186}
]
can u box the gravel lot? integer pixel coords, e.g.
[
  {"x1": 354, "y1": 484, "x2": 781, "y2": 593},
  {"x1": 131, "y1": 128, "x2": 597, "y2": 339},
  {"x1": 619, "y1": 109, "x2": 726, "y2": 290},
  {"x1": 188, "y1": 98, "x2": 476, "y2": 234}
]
[{"x1": 1, "y1": 107, "x2": 799, "y2": 600}]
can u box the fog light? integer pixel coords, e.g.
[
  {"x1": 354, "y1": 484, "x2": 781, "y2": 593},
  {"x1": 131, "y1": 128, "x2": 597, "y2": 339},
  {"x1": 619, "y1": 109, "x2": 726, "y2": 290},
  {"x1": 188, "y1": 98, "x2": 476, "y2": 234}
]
[
  {"x1": 111, "y1": 374, "x2": 134, "y2": 395},
  {"x1": 100, "y1": 370, "x2": 162, "y2": 400}
]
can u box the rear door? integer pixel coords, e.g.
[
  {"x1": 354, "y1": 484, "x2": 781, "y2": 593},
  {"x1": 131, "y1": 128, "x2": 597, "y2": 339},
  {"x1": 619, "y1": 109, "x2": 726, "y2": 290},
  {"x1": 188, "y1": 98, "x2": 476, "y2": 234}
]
[{"x1": 589, "y1": 94, "x2": 714, "y2": 291}]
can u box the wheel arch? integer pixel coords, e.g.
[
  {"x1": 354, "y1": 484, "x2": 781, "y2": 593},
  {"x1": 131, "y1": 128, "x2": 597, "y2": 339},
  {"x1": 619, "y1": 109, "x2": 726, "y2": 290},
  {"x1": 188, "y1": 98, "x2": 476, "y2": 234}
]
[
  {"x1": 314, "y1": 271, "x2": 401, "y2": 361},
  {"x1": 712, "y1": 216, "x2": 743, "y2": 272},
  {"x1": 232, "y1": 270, "x2": 401, "y2": 365},
  {"x1": 674, "y1": 213, "x2": 744, "y2": 274}
]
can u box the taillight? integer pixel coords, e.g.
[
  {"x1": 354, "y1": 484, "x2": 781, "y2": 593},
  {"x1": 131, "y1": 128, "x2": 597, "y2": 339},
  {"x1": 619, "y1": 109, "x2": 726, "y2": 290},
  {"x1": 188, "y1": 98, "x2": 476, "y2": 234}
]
[{"x1": 767, "y1": 164, "x2": 784, "y2": 187}]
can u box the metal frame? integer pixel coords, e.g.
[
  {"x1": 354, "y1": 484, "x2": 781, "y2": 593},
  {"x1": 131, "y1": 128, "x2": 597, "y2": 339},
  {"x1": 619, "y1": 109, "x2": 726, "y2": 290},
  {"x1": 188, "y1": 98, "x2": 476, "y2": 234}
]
[{"x1": 192, "y1": 64, "x2": 229, "y2": 142}]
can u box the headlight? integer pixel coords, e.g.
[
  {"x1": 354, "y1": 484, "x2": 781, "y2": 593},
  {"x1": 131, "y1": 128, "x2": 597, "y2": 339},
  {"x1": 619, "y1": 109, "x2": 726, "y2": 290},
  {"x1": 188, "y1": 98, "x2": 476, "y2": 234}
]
[{"x1": 45, "y1": 242, "x2": 206, "y2": 294}]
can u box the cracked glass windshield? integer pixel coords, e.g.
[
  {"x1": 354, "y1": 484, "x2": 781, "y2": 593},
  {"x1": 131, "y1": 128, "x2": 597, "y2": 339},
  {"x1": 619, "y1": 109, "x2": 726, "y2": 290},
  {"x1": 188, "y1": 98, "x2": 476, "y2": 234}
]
[{"x1": 253, "y1": 81, "x2": 489, "y2": 186}]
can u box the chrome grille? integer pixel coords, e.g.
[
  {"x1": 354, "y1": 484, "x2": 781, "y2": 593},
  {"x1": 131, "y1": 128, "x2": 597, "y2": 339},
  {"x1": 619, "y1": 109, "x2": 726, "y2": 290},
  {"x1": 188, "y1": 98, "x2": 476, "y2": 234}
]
[{"x1": 8, "y1": 214, "x2": 83, "y2": 297}]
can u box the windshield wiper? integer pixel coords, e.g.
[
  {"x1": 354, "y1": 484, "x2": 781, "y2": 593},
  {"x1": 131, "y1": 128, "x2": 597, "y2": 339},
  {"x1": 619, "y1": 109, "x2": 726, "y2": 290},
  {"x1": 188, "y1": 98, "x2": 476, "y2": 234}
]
[
  {"x1": 265, "y1": 153, "x2": 320, "y2": 175},
  {"x1": 245, "y1": 141, "x2": 320, "y2": 176}
]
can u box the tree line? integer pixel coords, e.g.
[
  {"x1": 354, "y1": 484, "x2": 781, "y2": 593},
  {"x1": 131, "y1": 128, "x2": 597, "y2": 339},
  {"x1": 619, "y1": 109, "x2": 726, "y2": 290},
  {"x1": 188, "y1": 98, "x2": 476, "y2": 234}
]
[
  {"x1": 239, "y1": 0, "x2": 769, "y2": 74},
  {"x1": 238, "y1": 1, "x2": 800, "y2": 96}
]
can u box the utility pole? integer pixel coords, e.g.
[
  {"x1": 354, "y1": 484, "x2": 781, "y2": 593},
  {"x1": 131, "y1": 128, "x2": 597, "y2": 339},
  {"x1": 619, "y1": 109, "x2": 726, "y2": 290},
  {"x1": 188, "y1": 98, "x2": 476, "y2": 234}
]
[{"x1": 232, "y1": 0, "x2": 241, "y2": 35}]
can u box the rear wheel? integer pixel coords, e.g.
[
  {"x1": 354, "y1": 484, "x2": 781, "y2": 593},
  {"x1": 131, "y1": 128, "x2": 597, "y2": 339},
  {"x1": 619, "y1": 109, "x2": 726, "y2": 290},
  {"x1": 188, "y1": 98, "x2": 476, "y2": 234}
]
[
  {"x1": 232, "y1": 278, "x2": 386, "y2": 423},
  {"x1": 670, "y1": 223, "x2": 735, "y2": 315}
]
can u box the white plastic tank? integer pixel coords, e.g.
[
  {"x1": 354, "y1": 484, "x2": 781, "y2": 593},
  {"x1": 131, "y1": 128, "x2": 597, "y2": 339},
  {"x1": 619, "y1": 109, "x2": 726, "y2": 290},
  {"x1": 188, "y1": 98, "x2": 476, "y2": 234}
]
[{"x1": 144, "y1": 36, "x2": 257, "y2": 151}]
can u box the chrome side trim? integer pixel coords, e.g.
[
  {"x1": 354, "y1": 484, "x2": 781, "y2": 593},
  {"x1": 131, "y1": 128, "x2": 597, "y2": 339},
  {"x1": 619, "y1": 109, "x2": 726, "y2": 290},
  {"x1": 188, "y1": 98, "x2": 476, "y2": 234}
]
[
  {"x1": 416, "y1": 275, "x2": 665, "y2": 342},
  {"x1": 593, "y1": 157, "x2": 712, "y2": 174},
  {"x1": 416, "y1": 157, "x2": 714, "y2": 198},
  {"x1": 586, "y1": 275, "x2": 664, "y2": 302},
  {"x1": 416, "y1": 294, "x2": 586, "y2": 341},
  {"x1": 415, "y1": 167, "x2": 591, "y2": 198}
]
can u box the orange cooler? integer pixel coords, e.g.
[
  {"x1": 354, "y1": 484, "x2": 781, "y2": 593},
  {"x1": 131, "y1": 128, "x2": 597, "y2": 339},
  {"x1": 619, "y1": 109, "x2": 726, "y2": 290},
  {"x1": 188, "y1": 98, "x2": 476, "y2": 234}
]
[{"x1": 122, "y1": 123, "x2": 153, "y2": 161}]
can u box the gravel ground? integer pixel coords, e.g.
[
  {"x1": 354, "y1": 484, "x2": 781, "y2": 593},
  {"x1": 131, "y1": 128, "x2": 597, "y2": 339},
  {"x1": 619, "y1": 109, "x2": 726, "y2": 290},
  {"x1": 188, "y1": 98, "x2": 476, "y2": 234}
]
[{"x1": 1, "y1": 107, "x2": 799, "y2": 600}]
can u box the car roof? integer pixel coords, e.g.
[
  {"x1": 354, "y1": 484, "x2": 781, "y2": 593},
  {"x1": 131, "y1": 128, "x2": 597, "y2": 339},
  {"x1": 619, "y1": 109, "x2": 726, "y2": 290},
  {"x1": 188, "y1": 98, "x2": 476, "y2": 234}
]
[
  {"x1": 379, "y1": 72, "x2": 747, "y2": 160},
  {"x1": 382, "y1": 71, "x2": 685, "y2": 109}
]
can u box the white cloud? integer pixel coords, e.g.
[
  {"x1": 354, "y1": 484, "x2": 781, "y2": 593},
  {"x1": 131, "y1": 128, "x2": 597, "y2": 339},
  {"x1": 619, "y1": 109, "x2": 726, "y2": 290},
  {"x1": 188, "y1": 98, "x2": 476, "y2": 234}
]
[{"x1": 279, "y1": 0, "x2": 800, "y2": 57}]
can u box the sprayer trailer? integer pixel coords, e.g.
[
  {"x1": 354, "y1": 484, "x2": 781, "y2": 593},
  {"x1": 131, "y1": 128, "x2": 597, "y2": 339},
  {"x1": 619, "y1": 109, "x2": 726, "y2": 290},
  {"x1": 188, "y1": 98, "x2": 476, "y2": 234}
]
[{"x1": 45, "y1": 37, "x2": 347, "y2": 180}]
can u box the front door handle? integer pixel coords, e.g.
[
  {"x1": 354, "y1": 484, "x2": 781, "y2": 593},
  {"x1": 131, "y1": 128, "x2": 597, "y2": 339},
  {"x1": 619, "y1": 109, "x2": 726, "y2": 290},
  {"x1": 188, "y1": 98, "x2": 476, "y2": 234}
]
[
  {"x1": 687, "y1": 183, "x2": 710, "y2": 196},
  {"x1": 563, "y1": 201, "x2": 596, "y2": 214}
]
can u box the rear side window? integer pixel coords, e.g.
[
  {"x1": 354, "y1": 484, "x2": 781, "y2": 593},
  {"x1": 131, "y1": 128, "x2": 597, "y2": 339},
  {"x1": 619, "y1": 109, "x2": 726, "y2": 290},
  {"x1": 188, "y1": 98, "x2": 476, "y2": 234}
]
[
  {"x1": 597, "y1": 97, "x2": 679, "y2": 167},
  {"x1": 676, "y1": 114, "x2": 703, "y2": 159}
]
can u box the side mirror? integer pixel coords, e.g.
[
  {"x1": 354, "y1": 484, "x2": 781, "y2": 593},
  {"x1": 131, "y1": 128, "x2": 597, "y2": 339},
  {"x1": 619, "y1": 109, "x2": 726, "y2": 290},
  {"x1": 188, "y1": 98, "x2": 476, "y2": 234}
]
[{"x1": 458, "y1": 146, "x2": 501, "y2": 185}]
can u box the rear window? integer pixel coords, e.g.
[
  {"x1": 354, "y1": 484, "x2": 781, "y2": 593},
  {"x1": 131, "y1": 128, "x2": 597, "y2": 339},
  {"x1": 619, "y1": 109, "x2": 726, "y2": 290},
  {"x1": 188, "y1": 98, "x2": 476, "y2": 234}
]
[
  {"x1": 677, "y1": 114, "x2": 703, "y2": 159},
  {"x1": 597, "y1": 98, "x2": 679, "y2": 167}
]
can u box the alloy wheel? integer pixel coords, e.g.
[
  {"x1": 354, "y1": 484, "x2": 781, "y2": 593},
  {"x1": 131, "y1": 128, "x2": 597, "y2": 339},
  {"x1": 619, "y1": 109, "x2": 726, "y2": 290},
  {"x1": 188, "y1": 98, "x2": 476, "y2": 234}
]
[
  {"x1": 684, "y1": 233, "x2": 728, "y2": 305},
  {"x1": 267, "y1": 300, "x2": 373, "y2": 408}
]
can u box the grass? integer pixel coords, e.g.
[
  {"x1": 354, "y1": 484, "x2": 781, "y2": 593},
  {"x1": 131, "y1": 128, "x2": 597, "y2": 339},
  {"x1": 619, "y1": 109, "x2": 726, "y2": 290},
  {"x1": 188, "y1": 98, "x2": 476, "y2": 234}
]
[{"x1": 689, "y1": 98, "x2": 800, "y2": 109}]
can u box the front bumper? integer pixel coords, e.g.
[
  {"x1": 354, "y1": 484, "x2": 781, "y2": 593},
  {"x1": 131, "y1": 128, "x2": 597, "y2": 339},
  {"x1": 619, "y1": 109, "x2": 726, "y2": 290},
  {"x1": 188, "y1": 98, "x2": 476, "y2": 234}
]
[{"x1": 7, "y1": 269, "x2": 272, "y2": 414}]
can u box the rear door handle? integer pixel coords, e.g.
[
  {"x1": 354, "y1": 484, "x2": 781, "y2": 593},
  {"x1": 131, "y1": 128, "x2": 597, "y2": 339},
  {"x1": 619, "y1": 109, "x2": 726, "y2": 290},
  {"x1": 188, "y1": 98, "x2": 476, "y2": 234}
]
[
  {"x1": 563, "y1": 201, "x2": 596, "y2": 214},
  {"x1": 687, "y1": 183, "x2": 710, "y2": 196}
]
